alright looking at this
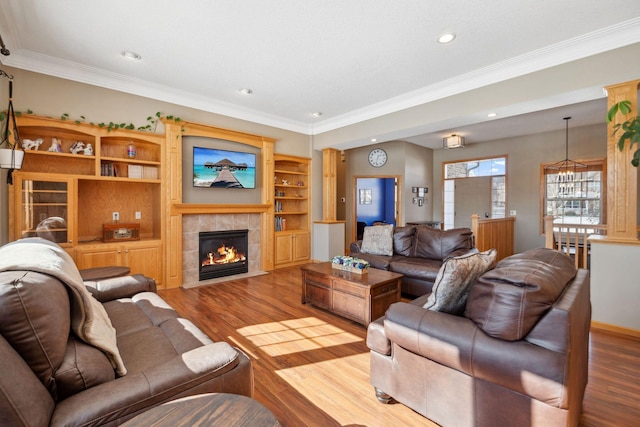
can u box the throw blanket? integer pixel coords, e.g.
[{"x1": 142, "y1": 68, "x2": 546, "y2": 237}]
[{"x1": 0, "y1": 238, "x2": 127, "y2": 375}]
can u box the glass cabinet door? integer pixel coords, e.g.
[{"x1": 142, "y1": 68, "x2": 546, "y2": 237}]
[{"x1": 20, "y1": 178, "x2": 70, "y2": 245}]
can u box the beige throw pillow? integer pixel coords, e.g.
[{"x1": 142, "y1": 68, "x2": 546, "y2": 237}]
[
  {"x1": 360, "y1": 224, "x2": 394, "y2": 256},
  {"x1": 424, "y1": 249, "x2": 497, "y2": 314}
]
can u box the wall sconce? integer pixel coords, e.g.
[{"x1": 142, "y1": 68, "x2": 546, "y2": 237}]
[{"x1": 443, "y1": 134, "x2": 465, "y2": 149}]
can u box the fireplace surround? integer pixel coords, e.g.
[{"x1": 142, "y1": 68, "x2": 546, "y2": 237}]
[
  {"x1": 182, "y1": 212, "x2": 262, "y2": 288},
  {"x1": 199, "y1": 229, "x2": 249, "y2": 280}
]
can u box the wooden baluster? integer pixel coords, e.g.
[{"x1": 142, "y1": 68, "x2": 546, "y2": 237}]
[{"x1": 544, "y1": 215, "x2": 554, "y2": 249}]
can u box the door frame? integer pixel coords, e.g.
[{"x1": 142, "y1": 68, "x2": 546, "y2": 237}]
[{"x1": 352, "y1": 174, "x2": 402, "y2": 242}]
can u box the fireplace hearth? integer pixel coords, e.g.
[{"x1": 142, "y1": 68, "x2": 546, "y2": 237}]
[{"x1": 199, "y1": 229, "x2": 249, "y2": 280}]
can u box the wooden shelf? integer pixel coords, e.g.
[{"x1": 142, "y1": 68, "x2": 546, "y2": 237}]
[
  {"x1": 9, "y1": 114, "x2": 165, "y2": 285},
  {"x1": 274, "y1": 154, "x2": 310, "y2": 267},
  {"x1": 101, "y1": 156, "x2": 161, "y2": 166}
]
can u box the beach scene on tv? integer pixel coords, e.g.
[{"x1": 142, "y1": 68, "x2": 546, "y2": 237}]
[{"x1": 193, "y1": 147, "x2": 257, "y2": 188}]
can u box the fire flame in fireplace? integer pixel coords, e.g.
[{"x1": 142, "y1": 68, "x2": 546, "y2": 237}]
[{"x1": 202, "y1": 244, "x2": 246, "y2": 266}]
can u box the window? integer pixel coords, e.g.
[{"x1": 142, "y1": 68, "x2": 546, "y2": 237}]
[
  {"x1": 443, "y1": 157, "x2": 506, "y2": 230},
  {"x1": 541, "y1": 159, "x2": 606, "y2": 228}
]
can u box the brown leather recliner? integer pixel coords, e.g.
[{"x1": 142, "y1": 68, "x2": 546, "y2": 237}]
[
  {"x1": 367, "y1": 248, "x2": 591, "y2": 427},
  {"x1": 0, "y1": 238, "x2": 253, "y2": 426}
]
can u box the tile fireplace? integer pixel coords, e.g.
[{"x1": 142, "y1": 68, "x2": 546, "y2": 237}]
[{"x1": 199, "y1": 229, "x2": 249, "y2": 280}]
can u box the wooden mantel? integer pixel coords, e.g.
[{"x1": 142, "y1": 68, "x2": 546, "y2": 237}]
[
  {"x1": 171, "y1": 204, "x2": 271, "y2": 215},
  {"x1": 162, "y1": 118, "x2": 276, "y2": 288}
]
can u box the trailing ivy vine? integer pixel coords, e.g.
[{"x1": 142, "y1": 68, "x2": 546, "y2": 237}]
[{"x1": 0, "y1": 110, "x2": 182, "y2": 134}]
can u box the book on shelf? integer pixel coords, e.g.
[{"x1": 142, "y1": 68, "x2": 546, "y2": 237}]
[
  {"x1": 275, "y1": 216, "x2": 287, "y2": 231},
  {"x1": 143, "y1": 166, "x2": 158, "y2": 179},
  {"x1": 101, "y1": 162, "x2": 118, "y2": 177},
  {"x1": 128, "y1": 165, "x2": 143, "y2": 179}
]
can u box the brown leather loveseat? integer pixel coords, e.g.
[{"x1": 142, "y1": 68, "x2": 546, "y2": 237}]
[
  {"x1": 367, "y1": 248, "x2": 591, "y2": 427},
  {"x1": 350, "y1": 225, "x2": 475, "y2": 297},
  {"x1": 0, "y1": 238, "x2": 253, "y2": 426}
]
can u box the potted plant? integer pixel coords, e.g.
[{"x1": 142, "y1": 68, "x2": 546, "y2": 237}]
[
  {"x1": 0, "y1": 72, "x2": 24, "y2": 174},
  {"x1": 607, "y1": 100, "x2": 640, "y2": 167},
  {"x1": 0, "y1": 110, "x2": 24, "y2": 170}
]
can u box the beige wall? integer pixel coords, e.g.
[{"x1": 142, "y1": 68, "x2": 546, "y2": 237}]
[
  {"x1": 342, "y1": 140, "x2": 434, "y2": 246},
  {"x1": 433, "y1": 123, "x2": 608, "y2": 252},
  {"x1": 591, "y1": 242, "x2": 640, "y2": 330},
  {"x1": 0, "y1": 66, "x2": 310, "y2": 244}
]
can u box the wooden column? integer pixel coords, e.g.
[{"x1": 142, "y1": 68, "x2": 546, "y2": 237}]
[
  {"x1": 605, "y1": 80, "x2": 640, "y2": 241},
  {"x1": 322, "y1": 148, "x2": 339, "y2": 221}
]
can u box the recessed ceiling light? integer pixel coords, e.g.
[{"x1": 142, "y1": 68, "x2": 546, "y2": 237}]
[
  {"x1": 121, "y1": 51, "x2": 141, "y2": 61},
  {"x1": 437, "y1": 33, "x2": 456, "y2": 44},
  {"x1": 311, "y1": 112, "x2": 323, "y2": 118},
  {"x1": 239, "y1": 88, "x2": 253, "y2": 95},
  {"x1": 370, "y1": 138, "x2": 377, "y2": 143},
  {"x1": 488, "y1": 112, "x2": 497, "y2": 118}
]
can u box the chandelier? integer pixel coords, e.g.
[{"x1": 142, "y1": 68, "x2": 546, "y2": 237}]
[{"x1": 544, "y1": 117, "x2": 586, "y2": 179}]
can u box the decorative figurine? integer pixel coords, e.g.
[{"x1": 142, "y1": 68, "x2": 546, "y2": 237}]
[
  {"x1": 22, "y1": 138, "x2": 44, "y2": 150},
  {"x1": 127, "y1": 142, "x2": 136, "y2": 158},
  {"x1": 70, "y1": 141, "x2": 86, "y2": 154},
  {"x1": 84, "y1": 143, "x2": 93, "y2": 156},
  {"x1": 282, "y1": 179, "x2": 289, "y2": 185},
  {"x1": 48, "y1": 138, "x2": 62, "y2": 152}
]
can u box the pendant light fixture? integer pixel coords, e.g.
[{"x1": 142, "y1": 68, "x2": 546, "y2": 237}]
[{"x1": 544, "y1": 117, "x2": 585, "y2": 179}]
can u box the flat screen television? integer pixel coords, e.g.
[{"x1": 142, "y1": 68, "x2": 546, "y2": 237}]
[{"x1": 193, "y1": 146, "x2": 257, "y2": 189}]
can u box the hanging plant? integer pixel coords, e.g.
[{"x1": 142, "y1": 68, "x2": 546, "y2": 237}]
[
  {"x1": 0, "y1": 71, "x2": 25, "y2": 182},
  {"x1": 606, "y1": 100, "x2": 640, "y2": 167}
]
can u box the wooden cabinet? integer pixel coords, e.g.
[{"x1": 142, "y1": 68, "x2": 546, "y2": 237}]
[
  {"x1": 275, "y1": 230, "x2": 310, "y2": 265},
  {"x1": 9, "y1": 115, "x2": 165, "y2": 285},
  {"x1": 75, "y1": 241, "x2": 162, "y2": 285},
  {"x1": 274, "y1": 155, "x2": 310, "y2": 267},
  {"x1": 12, "y1": 175, "x2": 74, "y2": 246}
]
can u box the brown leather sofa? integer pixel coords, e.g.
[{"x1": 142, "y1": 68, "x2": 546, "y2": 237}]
[
  {"x1": 0, "y1": 238, "x2": 253, "y2": 427},
  {"x1": 349, "y1": 225, "x2": 475, "y2": 297},
  {"x1": 367, "y1": 248, "x2": 591, "y2": 427}
]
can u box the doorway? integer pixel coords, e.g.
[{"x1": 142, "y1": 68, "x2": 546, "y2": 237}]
[{"x1": 354, "y1": 176, "x2": 399, "y2": 240}]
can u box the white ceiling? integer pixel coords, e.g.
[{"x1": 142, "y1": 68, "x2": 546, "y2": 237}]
[{"x1": 0, "y1": 1, "x2": 639, "y2": 149}]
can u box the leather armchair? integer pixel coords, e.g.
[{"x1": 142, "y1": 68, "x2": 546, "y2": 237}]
[{"x1": 368, "y1": 248, "x2": 591, "y2": 427}]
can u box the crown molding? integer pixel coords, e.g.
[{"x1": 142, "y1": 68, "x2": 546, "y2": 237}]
[
  {"x1": 1, "y1": 50, "x2": 313, "y2": 135},
  {"x1": 311, "y1": 18, "x2": 640, "y2": 135},
  {"x1": 2, "y1": 18, "x2": 639, "y2": 137}
]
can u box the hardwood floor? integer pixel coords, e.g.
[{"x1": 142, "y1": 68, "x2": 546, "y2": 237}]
[{"x1": 159, "y1": 265, "x2": 640, "y2": 427}]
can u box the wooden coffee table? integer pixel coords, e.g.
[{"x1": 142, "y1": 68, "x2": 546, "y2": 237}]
[{"x1": 301, "y1": 262, "x2": 402, "y2": 325}]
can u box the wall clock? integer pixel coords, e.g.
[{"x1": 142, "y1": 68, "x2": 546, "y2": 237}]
[{"x1": 368, "y1": 148, "x2": 387, "y2": 167}]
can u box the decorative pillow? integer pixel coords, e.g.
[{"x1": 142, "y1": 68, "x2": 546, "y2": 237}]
[
  {"x1": 424, "y1": 249, "x2": 497, "y2": 315},
  {"x1": 360, "y1": 224, "x2": 394, "y2": 256}
]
